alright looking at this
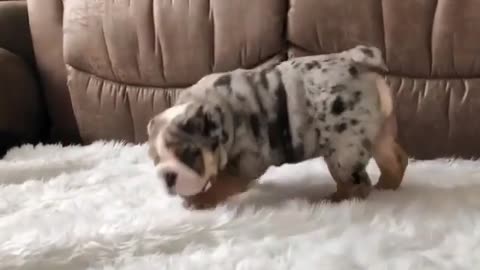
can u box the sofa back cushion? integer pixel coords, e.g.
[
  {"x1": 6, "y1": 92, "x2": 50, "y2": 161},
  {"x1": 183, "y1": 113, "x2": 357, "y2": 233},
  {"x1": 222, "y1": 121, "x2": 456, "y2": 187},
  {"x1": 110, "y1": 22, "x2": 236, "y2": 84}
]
[
  {"x1": 27, "y1": 0, "x2": 480, "y2": 158},
  {"x1": 61, "y1": 0, "x2": 287, "y2": 143},
  {"x1": 28, "y1": 0, "x2": 80, "y2": 143},
  {"x1": 288, "y1": 0, "x2": 480, "y2": 158}
]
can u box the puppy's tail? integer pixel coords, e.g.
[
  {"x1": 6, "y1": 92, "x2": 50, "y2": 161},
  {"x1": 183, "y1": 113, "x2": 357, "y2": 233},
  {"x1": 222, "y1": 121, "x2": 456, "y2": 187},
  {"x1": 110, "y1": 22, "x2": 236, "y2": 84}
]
[
  {"x1": 347, "y1": 45, "x2": 388, "y2": 73},
  {"x1": 346, "y1": 45, "x2": 392, "y2": 117}
]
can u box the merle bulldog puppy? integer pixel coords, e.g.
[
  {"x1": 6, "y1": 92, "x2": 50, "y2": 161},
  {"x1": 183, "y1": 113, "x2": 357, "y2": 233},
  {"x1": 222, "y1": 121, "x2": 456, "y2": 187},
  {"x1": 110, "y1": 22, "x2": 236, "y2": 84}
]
[{"x1": 147, "y1": 45, "x2": 408, "y2": 209}]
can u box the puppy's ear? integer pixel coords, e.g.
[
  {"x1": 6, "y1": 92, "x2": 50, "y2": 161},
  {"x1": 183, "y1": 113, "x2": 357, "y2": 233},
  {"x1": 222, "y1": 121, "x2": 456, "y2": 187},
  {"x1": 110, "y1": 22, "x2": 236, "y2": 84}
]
[
  {"x1": 178, "y1": 105, "x2": 206, "y2": 135},
  {"x1": 179, "y1": 105, "x2": 220, "y2": 138},
  {"x1": 147, "y1": 115, "x2": 167, "y2": 137},
  {"x1": 147, "y1": 117, "x2": 157, "y2": 137}
]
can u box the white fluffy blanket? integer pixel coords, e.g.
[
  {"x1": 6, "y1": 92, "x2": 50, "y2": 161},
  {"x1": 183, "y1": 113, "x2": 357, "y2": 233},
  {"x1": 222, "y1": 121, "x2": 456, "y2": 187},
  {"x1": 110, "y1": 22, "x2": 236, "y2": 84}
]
[{"x1": 0, "y1": 142, "x2": 479, "y2": 270}]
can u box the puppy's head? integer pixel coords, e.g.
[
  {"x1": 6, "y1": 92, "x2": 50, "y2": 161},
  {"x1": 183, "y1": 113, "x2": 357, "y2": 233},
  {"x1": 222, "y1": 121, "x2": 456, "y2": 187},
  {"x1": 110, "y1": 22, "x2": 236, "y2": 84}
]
[{"x1": 147, "y1": 102, "x2": 229, "y2": 197}]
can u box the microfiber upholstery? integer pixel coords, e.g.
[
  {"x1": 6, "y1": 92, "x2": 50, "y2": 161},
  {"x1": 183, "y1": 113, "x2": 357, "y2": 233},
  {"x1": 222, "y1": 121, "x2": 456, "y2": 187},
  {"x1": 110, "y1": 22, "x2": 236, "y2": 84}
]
[
  {"x1": 0, "y1": 1, "x2": 46, "y2": 156},
  {"x1": 61, "y1": 0, "x2": 287, "y2": 143},
  {"x1": 288, "y1": 0, "x2": 480, "y2": 158},
  {"x1": 27, "y1": 0, "x2": 480, "y2": 158}
]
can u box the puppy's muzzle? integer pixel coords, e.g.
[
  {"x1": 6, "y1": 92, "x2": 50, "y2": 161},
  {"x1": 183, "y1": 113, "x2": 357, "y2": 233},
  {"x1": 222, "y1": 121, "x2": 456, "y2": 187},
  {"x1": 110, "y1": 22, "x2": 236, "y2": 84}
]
[{"x1": 155, "y1": 160, "x2": 211, "y2": 196}]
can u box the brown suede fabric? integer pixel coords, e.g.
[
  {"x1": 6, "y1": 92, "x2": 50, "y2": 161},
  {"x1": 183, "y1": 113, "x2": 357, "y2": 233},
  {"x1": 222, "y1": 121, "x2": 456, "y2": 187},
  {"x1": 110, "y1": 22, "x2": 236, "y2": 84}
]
[
  {"x1": 0, "y1": 48, "x2": 46, "y2": 156},
  {"x1": 0, "y1": 1, "x2": 34, "y2": 65},
  {"x1": 25, "y1": 0, "x2": 480, "y2": 159},
  {"x1": 0, "y1": 1, "x2": 46, "y2": 156},
  {"x1": 288, "y1": 0, "x2": 480, "y2": 159},
  {"x1": 61, "y1": 0, "x2": 287, "y2": 143},
  {"x1": 27, "y1": 0, "x2": 80, "y2": 144}
]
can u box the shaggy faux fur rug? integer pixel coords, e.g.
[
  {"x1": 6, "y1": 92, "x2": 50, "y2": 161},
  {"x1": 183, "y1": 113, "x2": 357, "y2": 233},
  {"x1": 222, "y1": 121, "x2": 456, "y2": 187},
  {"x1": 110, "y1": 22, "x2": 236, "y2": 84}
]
[{"x1": 0, "y1": 142, "x2": 479, "y2": 270}]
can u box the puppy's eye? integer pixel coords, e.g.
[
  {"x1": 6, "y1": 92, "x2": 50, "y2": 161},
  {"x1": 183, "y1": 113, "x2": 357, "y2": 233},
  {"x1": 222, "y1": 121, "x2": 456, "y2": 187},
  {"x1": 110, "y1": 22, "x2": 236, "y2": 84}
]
[
  {"x1": 177, "y1": 147, "x2": 204, "y2": 175},
  {"x1": 179, "y1": 147, "x2": 200, "y2": 163}
]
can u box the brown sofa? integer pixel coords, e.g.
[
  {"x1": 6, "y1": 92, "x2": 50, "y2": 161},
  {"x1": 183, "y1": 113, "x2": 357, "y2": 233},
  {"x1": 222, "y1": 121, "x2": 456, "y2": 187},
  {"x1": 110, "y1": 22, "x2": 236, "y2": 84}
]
[
  {"x1": 0, "y1": 0, "x2": 46, "y2": 156},
  {"x1": 2, "y1": 0, "x2": 480, "y2": 159}
]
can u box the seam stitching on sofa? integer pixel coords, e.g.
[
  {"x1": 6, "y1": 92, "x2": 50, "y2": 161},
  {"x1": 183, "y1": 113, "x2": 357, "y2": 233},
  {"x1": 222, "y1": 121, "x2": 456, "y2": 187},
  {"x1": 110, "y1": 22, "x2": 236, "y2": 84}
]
[
  {"x1": 379, "y1": 0, "x2": 386, "y2": 61},
  {"x1": 446, "y1": 82, "x2": 452, "y2": 144},
  {"x1": 430, "y1": 0, "x2": 439, "y2": 76},
  {"x1": 100, "y1": 4, "x2": 119, "y2": 82},
  {"x1": 67, "y1": 64, "x2": 480, "y2": 94},
  {"x1": 125, "y1": 86, "x2": 135, "y2": 142},
  {"x1": 66, "y1": 64, "x2": 192, "y2": 89},
  {"x1": 208, "y1": 0, "x2": 214, "y2": 72},
  {"x1": 152, "y1": 1, "x2": 167, "y2": 82}
]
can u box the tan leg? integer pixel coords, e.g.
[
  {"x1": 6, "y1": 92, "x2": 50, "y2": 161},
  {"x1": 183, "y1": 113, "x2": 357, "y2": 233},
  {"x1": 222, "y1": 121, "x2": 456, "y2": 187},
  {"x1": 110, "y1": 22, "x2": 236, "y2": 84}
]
[
  {"x1": 182, "y1": 172, "x2": 253, "y2": 210},
  {"x1": 373, "y1": 113, "x2": 408, "y2": 190}
]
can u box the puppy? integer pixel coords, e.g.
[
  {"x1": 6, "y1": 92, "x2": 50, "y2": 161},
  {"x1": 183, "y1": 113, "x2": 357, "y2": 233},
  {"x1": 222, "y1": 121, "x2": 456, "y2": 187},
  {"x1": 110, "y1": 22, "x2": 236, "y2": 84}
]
[{"x1": 147, "y1": 45, "x2": 408, "y2": 209}]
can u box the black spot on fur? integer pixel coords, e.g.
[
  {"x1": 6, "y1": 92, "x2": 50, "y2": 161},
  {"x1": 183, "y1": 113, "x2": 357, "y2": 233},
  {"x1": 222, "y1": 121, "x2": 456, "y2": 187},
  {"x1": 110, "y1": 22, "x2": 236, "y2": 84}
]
[
  {"x1": 220, "y1": 130, "x2": 229, "y2": 144},
  {"x1": 273, "y1": 70, "x2": 295, "y2": 163},
  {"x1": 214, "y1": 106, "x2": 224, "y2": 125},
  {"x1": 246, "y1": 75, "x2": 267, "y2": 115},
  {"x1": 331, "y1": 84, "x2": 347, "y2": 94},
  {"x1": 351, "y1": 164, "x2": 366, "y2": 185},
  {"x1": 306, "y1": 100, "x2": 312, "y2": 107},
  {"x1": 315, "y1": 128, "x2": 321, "y2": 139},
  {"x1": 268, "y1": 122, "x2": 281, "y2": 149},
  {"x1": 213, "y1": 74, "x2": 231, "y2": 87},
  {"x1": 321, "y1": 68, "x2": 328, "y2": 73},
  {"x1": 233, "y1": 114, "x2": 242, "y2": 129},
  {"x1": 361, "y1": 138, "x2": 372, "y2": 151},
  {"x1": 177, "y1": 146, "x2": 204, "y2": 175},
  {"x1": 348, "y1": 91, "x2": 363, "y2": 110},
  {"x1": 334, "y1": 123, "x2": 347, "y2": 133},
  {"x1": 293, "y1": 144, "x2": 305, "y2": 160},
  {"x1": 361, "y1": 47, "x2": 374, "y2": 57},
  {"x1": 235, "y1": 93, "x2": 247, "y2": 102},
  {"x1": 203, "y1": 113, "x2": 218, "y2": 137},
  {"x1": 304, "y1": 61, "x2": 322, "y2": 70},
  {"x1": 249, "y1": 115, "x2": 261, "y2": 139},
  {"x1": 325, "y1": 125, "x2": 331, "y2": 131},
  {"x1": 350, "y1": 119, "x2": 359, "y2": 125},
  {"x1": 210, "y1": 141, "x2": 219, "y2": 152},
  {"x1": 331, "y1": 96, "x2": 346, "y2": 115},
  {"x1": 306, "y1": 116, "x2": 314, "y2": 125},
  {"x1": 259, "y1": 71, "x2": 269, "y2": 90},
  {"x1": 348, "y1": 66, "x2": 358, "y2": 77},
  {"x1": 179, "y1": 111, "x2": 202, "y2": 134},
  {"x1": 359, "y1": 128, "x2": 365, "y2": 134},
  {"x1": 318, "y1": 113, "x2": 326, "y2": 121},
  {"x1": 354, "y1": 91, "x2": 362, "y2": 100},
  {"x1": 322, "y1": 100, "x2": 327, "y2": 108}
]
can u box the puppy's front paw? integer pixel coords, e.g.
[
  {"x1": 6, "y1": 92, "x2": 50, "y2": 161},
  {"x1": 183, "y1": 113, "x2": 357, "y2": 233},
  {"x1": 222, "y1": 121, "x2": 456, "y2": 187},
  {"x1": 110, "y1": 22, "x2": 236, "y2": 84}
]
[
  {"x1": 180, "y1": 173, "x2": 253, "y2": 210},
  {"x1": 182, "y1": 197, "x2": 218, "y2": 210},
  {"x1": 182, "y1": 200, "x2": 215, "y2": 210}
]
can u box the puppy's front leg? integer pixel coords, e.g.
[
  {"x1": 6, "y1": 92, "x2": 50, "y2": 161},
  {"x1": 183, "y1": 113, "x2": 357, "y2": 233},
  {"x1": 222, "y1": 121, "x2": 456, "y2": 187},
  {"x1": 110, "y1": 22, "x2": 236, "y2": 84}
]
[{"x1": 182, "y1": 173, "x2": 253, "y2": 210}]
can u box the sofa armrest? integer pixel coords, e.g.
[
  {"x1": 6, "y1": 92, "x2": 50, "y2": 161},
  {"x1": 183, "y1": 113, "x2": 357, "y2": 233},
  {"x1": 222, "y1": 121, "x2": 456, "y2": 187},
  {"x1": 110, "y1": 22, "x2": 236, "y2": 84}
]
[
  {"x1": 0, "y1": 48, "x2": 47, "y2": 157},
  {"x1": 0, "y1": 1, "x2": 35, "y2": 65}
]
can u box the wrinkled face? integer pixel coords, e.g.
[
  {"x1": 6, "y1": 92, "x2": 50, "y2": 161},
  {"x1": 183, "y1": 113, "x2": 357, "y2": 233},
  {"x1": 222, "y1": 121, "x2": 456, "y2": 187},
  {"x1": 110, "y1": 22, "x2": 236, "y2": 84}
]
[{"x1": 147, "y1": 103, "x2": 228, "y2": 197}]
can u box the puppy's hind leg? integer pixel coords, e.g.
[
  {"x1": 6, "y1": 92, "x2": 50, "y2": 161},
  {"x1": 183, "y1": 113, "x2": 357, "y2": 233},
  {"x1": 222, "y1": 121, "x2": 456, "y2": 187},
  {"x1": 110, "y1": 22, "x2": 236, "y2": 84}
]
[
  {"x1": 324, "y1": 144, "x2": 373, "y2": 202},
  {"x1": 373, "y1": 113, "x2": 408, "y2": 190}
]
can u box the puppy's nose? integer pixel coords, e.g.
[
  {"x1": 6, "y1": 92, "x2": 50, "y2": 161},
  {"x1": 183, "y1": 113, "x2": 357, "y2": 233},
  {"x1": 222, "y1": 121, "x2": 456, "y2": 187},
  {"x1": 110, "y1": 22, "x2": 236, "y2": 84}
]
[{"x1": 163, "y1": 171, "x2": 177, "y2": 188}]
